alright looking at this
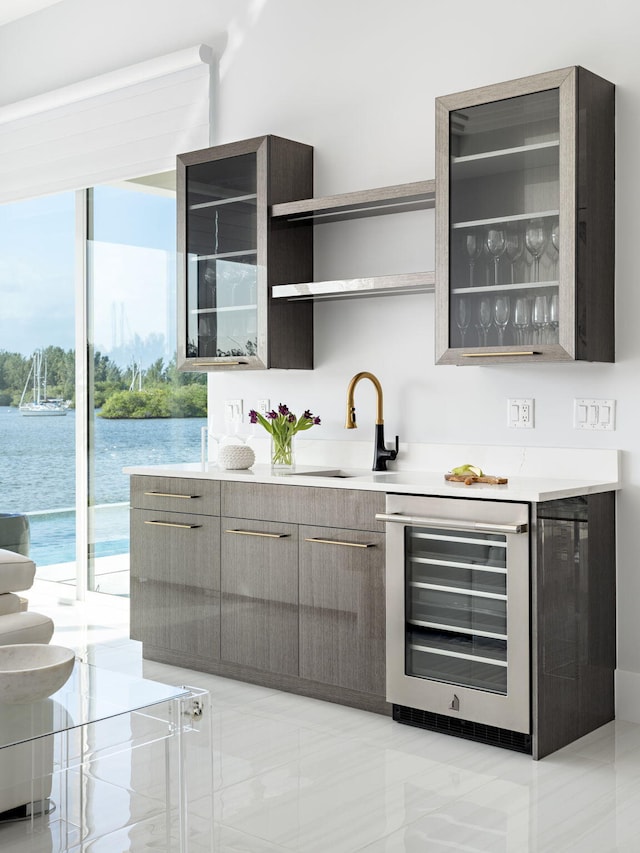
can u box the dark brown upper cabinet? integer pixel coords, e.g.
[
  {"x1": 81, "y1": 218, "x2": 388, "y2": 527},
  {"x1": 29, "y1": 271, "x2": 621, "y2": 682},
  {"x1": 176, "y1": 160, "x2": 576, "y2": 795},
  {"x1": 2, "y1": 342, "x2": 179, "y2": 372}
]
[
  {"x1": 177, "y1": 135, "x2": 314, "y2": 371},
  {"x1": 435, "y1": 67, "x2": 614, "y2": 365}
]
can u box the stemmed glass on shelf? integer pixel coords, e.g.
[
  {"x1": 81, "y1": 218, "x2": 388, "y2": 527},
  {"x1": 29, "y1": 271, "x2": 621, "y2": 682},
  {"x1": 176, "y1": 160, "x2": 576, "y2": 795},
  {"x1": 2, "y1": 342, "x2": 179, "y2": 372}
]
[
  {"x1": 485, "y1": 227, "x2": 507, "y2": 286},
  {"x1": 549, "y1": 293, "x2": 559, "y2": 343},
  {"x1": 525, "y1": 219, "x2": 549, "y2": 282},
  {"x1": 533, "y1": 295, "x2": 549, "y2": 344},
  {"x1": 465, "y1": 231, "x2": 483, "y2": 287},
  {"x1": 550, "y1": 220, "x2": 560, "y2": 280},
  {"x1": 494, "y1": 295, "x2": 510, "y2": 346},
  {"x1": 505, "y1": 229, "x2": 524, "y2": 284},
  {"x1": 455, "y1": 296, "x2": 471, "y2": 347},
  {"x1": 476, "y1": 296, "x2": 492, "y2": 347},
  {"x1": 514, "y1": 297, "x2": 531, "y2": 346}
]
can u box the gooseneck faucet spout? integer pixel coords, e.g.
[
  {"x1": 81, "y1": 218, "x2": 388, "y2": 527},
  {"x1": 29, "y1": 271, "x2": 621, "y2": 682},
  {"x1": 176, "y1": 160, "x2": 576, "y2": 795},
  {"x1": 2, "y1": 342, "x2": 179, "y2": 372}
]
[{"x1": 345, "y1": 371, "x2": 399, "y2": 472}]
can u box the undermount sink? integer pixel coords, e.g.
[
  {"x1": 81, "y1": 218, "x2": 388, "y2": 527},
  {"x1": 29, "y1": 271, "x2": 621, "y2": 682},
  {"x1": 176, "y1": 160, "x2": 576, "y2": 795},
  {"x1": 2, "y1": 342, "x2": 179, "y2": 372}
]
[{"x1": 289, "y1": 469, "x2": 358, "y2": 479}]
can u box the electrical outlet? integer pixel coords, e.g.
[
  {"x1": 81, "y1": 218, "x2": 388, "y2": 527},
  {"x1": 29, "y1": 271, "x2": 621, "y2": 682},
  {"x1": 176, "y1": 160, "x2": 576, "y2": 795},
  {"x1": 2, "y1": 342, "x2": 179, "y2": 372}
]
[
  {"x1": 574, "y1": 398, "x2": 616, "y2": 430},
  {"x1": 224, "y1": 399, "x2": 243, "y2": 423},
  {"x1": 508, "y1": 398, "x2": 534, "y2": 429},
  {"x1": 257, "y1": 399, "x2": 270, "y2": 415}
]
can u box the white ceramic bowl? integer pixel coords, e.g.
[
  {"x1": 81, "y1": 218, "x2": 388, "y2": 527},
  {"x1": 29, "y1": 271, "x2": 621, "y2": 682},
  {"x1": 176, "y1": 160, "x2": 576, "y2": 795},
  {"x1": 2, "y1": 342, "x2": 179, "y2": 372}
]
[{"x1": 0, "y1": 644, "x2": 75, "y2": 704}]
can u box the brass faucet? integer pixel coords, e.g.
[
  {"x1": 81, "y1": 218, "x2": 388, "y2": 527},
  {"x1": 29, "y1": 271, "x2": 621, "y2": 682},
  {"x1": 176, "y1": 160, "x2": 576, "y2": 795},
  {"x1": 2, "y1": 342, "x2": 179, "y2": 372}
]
[{"x1": 345, "y1": 371, "x2": 399, "y2": 471}]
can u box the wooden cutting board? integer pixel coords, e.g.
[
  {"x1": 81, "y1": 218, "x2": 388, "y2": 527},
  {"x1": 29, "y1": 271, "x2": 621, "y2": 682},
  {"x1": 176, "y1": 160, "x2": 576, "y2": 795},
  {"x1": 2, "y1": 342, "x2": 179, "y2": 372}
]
[{"x1": 445, "y1": 473, "x2": 508, "y2": 485}]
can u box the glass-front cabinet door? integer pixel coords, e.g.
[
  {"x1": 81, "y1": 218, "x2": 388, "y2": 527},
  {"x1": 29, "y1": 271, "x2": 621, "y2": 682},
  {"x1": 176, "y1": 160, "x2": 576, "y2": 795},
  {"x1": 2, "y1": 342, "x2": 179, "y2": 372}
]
[
  {"x1": 435, "y1": 66, "x2": 614, "y2": 365},
  {"x1": 177, "y1": 136, "x2": 313, "y2": 371}
]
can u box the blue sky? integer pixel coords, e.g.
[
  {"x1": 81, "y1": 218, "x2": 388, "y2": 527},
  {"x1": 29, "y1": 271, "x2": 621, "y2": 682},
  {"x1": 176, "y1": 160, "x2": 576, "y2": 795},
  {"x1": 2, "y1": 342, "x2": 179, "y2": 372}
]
[{"x1": 0, "y1": 185, "x2": 176, "y2": 363}]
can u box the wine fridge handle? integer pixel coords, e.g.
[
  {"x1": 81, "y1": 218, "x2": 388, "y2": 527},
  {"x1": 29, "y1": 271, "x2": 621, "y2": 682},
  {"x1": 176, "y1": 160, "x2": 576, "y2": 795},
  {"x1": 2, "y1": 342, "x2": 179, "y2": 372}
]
[{"x1": 375, "y1": 512, "x2": 527, "y2": 535}]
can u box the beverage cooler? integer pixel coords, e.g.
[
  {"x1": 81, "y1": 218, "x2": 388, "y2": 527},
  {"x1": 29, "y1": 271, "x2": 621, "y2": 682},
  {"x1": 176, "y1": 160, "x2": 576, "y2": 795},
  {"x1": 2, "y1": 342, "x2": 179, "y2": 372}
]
[{"x1": 378, "y1": 494, "x2": 531, "y2": 752}]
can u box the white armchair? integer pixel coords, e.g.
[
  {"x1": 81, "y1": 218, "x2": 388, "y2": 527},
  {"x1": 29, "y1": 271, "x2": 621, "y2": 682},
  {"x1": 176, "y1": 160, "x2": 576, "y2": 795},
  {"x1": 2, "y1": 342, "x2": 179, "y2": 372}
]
[{"x1": 0, "y1": 549, "x2": 53, "y2": 645}]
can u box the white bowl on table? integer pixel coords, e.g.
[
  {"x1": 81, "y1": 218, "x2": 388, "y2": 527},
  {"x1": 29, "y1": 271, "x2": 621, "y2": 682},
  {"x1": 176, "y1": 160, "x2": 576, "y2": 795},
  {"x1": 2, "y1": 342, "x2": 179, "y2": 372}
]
[{"x1": 0, "y1": 644, "x2": 75, "y2": 704}]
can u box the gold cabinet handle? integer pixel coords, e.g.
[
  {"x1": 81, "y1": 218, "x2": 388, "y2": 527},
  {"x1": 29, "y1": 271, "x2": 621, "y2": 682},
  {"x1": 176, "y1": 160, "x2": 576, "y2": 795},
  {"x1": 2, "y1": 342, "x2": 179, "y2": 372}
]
[
  {"x1": 225, "y1": 529, "x2": 290, "y2": 539},
  {"x1": 460, "y1": 351, "x2": 538, "y2": 358},
  {"x1": 304, "y1": 537, "x2": 375, "y2": 549},
  {"x1": 144, "y1": 520, "x2": 202, "y2": 529},
  {"x1": 144, "y1": 491, "x2": 200, "y2": 499}
]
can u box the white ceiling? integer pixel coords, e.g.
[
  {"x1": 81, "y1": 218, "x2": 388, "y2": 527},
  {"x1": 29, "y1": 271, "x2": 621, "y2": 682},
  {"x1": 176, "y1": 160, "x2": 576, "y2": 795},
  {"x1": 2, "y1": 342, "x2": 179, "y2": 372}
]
[{"x1": 0, "y1": 0, "x2": 62, "y2": 26}]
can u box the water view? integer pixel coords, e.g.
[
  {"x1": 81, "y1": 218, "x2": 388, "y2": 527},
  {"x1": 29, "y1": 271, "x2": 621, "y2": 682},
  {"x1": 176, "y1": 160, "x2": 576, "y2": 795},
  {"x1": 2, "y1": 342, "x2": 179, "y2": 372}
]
[{"x1": 0, "y1": 407, "x2": 206, "y2": 567}]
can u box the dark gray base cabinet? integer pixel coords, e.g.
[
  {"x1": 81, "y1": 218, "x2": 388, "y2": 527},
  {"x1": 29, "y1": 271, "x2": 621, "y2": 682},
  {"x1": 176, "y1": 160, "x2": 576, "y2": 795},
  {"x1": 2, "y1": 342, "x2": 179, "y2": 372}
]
[
  {"x1": 299, "y1": 525, "x2": 385, "y2": 696},
  {"x1": 221, "y1": 517, "x2": 299, "y2": 676},
  {"x1": 129, "y1": 477, "x2": 221, "y2": 661},
  {"x1": 129, "y1": 476, "x2": 388, "y2": 714}
]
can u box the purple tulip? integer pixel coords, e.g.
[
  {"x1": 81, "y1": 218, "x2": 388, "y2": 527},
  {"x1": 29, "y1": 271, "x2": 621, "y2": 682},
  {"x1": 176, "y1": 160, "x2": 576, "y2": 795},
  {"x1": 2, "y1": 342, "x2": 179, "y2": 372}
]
[
  {"x1": 248, "y1": 410, "x2": 258, "y2": 424},
  {"x1": 302, "y1": 410, "x2": 312, "y2": 419},
  {"x1": 278, "y1": 403, "x2": 290, "y2": 416},
  {"x1": 313, "y1": 416, "x2": 321, "y2": 425}
]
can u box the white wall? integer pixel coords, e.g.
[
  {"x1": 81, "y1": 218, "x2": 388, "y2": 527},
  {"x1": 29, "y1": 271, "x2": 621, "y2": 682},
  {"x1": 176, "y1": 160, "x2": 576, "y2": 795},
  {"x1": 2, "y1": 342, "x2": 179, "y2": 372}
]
[{"x1": 2, "y1": 0, "x2": 640, "y2": 715}]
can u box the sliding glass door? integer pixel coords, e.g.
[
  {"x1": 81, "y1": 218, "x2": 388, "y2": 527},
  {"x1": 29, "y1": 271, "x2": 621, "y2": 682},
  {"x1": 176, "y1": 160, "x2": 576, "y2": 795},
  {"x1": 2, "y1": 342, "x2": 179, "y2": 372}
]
[
  {"x1": 85, "y1": 176, "x2": 207, "y2": 595},
  {"x1": 0, "y1": 174, "x2": 206, "y2": 598}
]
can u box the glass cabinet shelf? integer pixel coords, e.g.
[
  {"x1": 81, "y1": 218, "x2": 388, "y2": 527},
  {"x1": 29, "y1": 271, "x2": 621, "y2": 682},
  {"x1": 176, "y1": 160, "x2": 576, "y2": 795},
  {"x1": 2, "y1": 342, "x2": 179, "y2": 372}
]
[
  {"x1": 191, "y1": 304, "x2": 257, "y2": 315},
  {"x1": 452, "y1": 210, "x2": 560, "y2": 230},
  {"x1": 189, "y1": 193, "x2": 257, "y2": 210},
  {"x1": 451, "y1": 140, "x2": 560, "y2": 179}
]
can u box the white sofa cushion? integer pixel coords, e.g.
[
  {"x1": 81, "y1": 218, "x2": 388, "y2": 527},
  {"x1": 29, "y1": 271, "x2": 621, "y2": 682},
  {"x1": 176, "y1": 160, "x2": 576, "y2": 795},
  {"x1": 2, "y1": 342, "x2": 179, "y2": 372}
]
[
  {"x1": 0, "y1": 593, "x2": 22, "y2": 616},
  {"x1": 0, "y1": 612, "x2": 54, "y2": 645},
  {"x1": 0, "y1": 549, "x2": 36, "y2": 593}
]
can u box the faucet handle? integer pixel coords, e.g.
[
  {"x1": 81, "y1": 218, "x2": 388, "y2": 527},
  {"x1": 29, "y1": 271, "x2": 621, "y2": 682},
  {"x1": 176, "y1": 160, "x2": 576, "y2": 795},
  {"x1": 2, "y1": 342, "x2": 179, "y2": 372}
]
[{"x1": 390, "y1": 435, "x2": 399, "y2": 460}]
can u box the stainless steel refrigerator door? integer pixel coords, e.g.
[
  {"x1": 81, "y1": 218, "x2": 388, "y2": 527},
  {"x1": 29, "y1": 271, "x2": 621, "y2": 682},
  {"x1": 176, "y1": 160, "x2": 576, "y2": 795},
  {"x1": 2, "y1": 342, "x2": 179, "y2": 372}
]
[{"x1": 382, "y1": 494, "x2": 530, "y2": 734}]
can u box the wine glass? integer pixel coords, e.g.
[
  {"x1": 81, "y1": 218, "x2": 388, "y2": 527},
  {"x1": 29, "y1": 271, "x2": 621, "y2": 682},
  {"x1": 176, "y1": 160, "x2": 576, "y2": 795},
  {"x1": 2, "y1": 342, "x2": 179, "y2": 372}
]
[
  {"x1": 476, "y1": 296, "x2": 492, "y2": 347},
  {"x1": 485, "y1": 228, "x2": 507, "y2": 286},
  {"x1": 533, "y1": 295, "x2": 549, "y2": 344},
  {"x1": 465, "y1": 231, "x2": 483, "y2": 287},
  {"x1": 525, "y1": 219, "x2": 549, "y2": 282},
  {"x1": 549, "y1": 293, "x2": 559, "y2": 343},
  {"x1": 494, "y1": 295, "x2": 511, "y2": 346},
  {"x1": 505, "y1": 229, "x2": 524, "y2": 284},
  {"x1": 550, "y1": 220, "x2": 560, "y2": 280},
  {"x1": 514, "y1": 297, "x2": 531, "y2": 345},
  {"x1": 455, "y1": 296, "x2": 471, "y2": 347}
]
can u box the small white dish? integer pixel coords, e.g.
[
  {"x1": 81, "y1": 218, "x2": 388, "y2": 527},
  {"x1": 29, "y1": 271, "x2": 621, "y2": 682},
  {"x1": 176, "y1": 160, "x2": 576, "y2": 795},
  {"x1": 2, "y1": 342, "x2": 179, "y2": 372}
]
[{"x1": 0, "y1": 644, "x2": 75, "y2": 704}]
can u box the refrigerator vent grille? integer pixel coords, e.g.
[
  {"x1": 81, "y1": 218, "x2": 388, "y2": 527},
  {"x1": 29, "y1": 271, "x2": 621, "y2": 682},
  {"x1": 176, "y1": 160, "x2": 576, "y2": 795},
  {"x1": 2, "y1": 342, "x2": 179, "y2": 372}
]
[{"x1": 393, "y1": 704, "x2": 532, "y2": 754}]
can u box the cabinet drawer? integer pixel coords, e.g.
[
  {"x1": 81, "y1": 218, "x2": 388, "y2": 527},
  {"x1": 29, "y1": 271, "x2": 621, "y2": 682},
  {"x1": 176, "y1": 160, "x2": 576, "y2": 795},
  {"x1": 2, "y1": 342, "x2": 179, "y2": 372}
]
[
  {"x1": 131, "y1": 475, "x2": 220, "y2": 515},
  {"x1": 221, "y1": 482, "x2": 385, "y2": 531},
  {"x1": 130, "y1": 508, "x2": 220, "y2": 590}
]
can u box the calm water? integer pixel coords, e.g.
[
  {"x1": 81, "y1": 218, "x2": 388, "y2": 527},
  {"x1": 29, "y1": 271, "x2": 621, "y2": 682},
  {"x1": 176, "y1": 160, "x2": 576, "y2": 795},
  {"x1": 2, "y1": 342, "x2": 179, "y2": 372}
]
[{"x1": 0, "y1": 407, "x2": 206, "y2": 565}]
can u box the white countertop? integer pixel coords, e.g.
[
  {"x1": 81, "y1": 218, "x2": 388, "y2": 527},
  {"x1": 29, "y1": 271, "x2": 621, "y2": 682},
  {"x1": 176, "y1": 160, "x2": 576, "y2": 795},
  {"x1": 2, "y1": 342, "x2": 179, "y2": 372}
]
[{"x1": 123, "y1": 461, "x2": 620, "y2": 503}]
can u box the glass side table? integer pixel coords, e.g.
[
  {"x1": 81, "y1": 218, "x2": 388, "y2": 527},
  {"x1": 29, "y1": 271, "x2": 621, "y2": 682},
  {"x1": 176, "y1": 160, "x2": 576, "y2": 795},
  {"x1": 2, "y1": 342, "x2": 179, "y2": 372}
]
[{"x1": 0, "y1": 661, "x2": 212, "y2": 852}]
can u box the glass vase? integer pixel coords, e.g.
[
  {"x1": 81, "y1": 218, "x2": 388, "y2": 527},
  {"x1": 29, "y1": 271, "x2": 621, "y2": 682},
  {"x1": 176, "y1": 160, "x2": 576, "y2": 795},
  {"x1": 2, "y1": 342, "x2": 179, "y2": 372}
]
[{"x1": 271, "y1": 434, "x2": 295, "y2": 472}]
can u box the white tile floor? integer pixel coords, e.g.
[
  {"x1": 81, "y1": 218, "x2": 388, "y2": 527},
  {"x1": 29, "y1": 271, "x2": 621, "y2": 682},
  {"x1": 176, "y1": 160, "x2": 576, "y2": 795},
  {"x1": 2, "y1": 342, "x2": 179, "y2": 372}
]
[{"x1": 4, "y1": 579, "x2": 640, "y2": 852}]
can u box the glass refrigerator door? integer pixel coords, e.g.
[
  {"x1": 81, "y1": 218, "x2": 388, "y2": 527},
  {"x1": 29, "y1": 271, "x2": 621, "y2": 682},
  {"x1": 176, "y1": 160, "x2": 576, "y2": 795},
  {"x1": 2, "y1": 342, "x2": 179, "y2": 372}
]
[
  {"x1": 405, "y1": 525, "x2": 509, "y2": 695},
  {"x1": 448, "y1": 88, "x2": 560, "y2": 352},
  {"x1": 185, "y1": 153, "x2": 258, "y2": 360}
]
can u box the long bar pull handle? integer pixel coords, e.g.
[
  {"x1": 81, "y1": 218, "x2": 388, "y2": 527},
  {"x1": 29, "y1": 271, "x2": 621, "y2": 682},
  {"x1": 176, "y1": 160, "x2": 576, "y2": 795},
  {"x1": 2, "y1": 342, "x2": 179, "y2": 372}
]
[
  {"x1": 196, "y1": 361, "x2": 247, "y2": 366},
  {"x1": 144, "y1": 520, "x2": 202, "y2": 529},
  {"x1": 304, "y1": 537, "x2": 375, "y2": 549},
  {"x1": 225, "y1": 529, "x2": 290, "y2": 539},
  {"x1": 460, "y1": 352, "x2": 538, "y2": 358},
  {"x1": 375, "y1": 512, "x2": 527, "y2": 535},
  {"x1": 144, "y1": 492, "x2": 200, "y2": 499}
]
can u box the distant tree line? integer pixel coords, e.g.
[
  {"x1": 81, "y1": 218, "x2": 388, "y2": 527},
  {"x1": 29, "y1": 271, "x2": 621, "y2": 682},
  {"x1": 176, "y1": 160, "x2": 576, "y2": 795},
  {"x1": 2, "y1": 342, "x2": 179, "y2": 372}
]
[{"x1": 0, "y1": 347, "x2": 207, "y2": 418}]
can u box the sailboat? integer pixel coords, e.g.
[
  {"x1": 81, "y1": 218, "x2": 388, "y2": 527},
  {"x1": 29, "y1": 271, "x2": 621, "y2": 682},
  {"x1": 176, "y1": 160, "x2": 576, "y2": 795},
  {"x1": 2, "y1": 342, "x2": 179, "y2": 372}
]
[{"x1": 19, "y1": 350, "x2": 68, "y2": 417}]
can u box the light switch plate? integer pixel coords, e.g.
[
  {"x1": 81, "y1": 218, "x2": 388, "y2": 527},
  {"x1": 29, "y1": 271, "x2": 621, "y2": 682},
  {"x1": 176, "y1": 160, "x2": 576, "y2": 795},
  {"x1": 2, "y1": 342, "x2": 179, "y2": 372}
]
[
  {"x1": 574, "y1": 398, "x2": 616, "y2": 430},
  {"x1": 256, "y1": 399, "x2": 270, "y2": 415},
  {"x1": 508, "y1": 398, "x2": 534, "y2": 429}
]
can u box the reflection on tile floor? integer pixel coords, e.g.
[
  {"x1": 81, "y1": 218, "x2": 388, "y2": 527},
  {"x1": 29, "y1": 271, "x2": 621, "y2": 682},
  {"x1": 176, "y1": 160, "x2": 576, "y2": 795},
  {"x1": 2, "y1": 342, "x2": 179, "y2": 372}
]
[{"x1": 3, "y1": 578, "x2": 640, "y2": 851}]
